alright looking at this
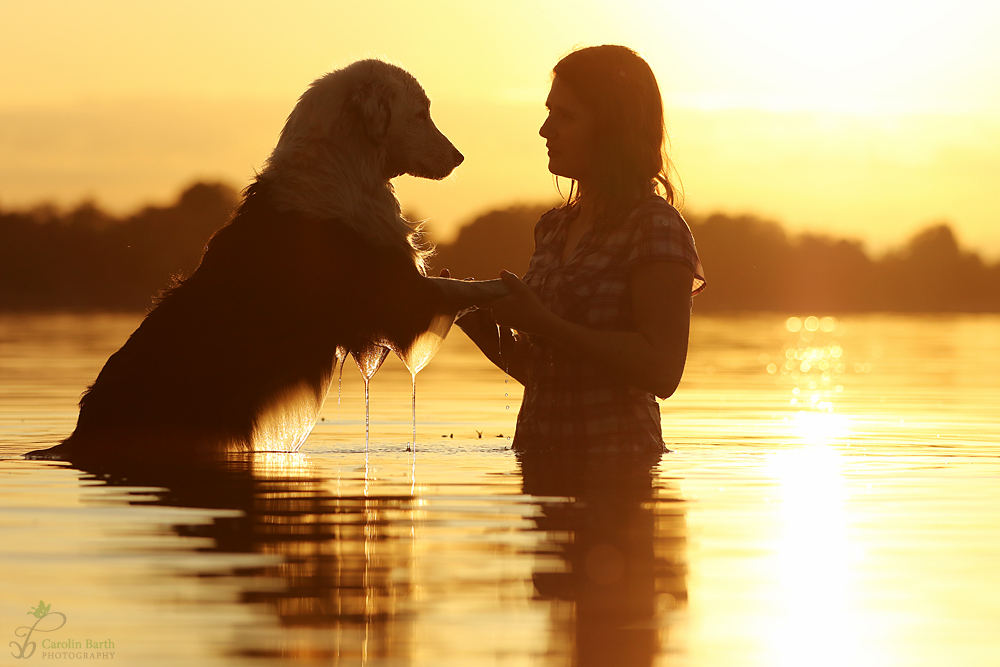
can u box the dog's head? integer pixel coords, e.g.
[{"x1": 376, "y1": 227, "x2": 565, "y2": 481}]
[
  {"x1": 347, "y1": 62, "x2": 464, "y2": 180},
  {"x1": 273, "y1": 60, "x2": 463, "y2": 182}
]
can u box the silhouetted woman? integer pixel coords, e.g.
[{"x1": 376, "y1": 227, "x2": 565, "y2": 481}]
[{"x1": 458, "y1": 45, "x2": 705, "y2": 457}]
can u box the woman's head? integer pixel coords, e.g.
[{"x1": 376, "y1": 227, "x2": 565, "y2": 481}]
[{"x1": 540, "y1": 45, "x2": 676, "y2": 212}]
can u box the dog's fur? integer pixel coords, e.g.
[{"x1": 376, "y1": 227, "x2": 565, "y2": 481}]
[{"x1": 27, "y1": 60, "x2": 504, "y2": 462}]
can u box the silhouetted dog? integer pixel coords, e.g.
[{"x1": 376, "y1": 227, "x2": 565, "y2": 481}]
[{"x1": 26, "y1": 60, "x2": 504, "y2": 462}]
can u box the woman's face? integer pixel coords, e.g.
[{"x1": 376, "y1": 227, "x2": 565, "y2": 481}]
[{"x1": 539, "y1": 77, "x2": 597, "y2": 183}]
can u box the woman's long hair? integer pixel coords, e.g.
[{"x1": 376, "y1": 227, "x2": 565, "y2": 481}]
[{"x1": 552, "y1": 45, "x2": 678, "y2": 222}]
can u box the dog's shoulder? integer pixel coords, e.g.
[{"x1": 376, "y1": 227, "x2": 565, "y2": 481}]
[{"x1": 192, "y1": 180, "x2": 416, "y2": 281}]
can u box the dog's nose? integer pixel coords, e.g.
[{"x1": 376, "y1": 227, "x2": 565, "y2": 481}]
[{"x1": 452, "y1": 147, "x2": 464, "y2": 167}]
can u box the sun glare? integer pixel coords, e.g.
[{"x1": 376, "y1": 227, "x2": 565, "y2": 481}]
[
  {"x1": 765, "y1": 445, "x2": 869, "y2": 666},
  {"x1": 790, "y1": 411, "x2": 852, "y2": 446},
  {"x1": 640, "y1": 0, "x2": 978, "y2": 113},
  {"x1": 708, "y1": 0, "x2": 917, "y2": 72}
]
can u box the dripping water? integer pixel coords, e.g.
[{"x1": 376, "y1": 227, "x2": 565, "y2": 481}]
[
  {"x1": 395, "y1": 313, "x2": 454, "y2": 491},
  {"x1": 397, "y1": 370, "x2": 416, "y2": 468},
  {"x1": 337, "y1": 346, "x2": 345, "y2": 409},
  {"x1": 504, "y1": 366, "x2": 509, "y2": 412},
  {"x1": 336, "y1": 346, "x2": 345, "y2": 435},
  {"x1": 395, "y1": 313, "x2": 454, "y2": 451},
  {"x1": 501, "y1": 324, "x2": 515, "y2": 442},
  {"x1": 410, "y1": 372, "x2": 416, "y2": 494},
  {"x1": 500, "y1": 323, "x2": 509, "y2": 413},
  {"x1": 352, "y1": 343, "x2": 390, "y2": 456},
  {"x1": 364, "y1": 378, "x2": 371, "y2": 456}
]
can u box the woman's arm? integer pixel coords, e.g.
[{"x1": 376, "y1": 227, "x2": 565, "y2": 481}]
[
  {"x1": 439, "y1": 269, "x2": 530, "y2": 384},
  {"x1": 488, "y1": 262, "x2": 693, "y2": 398},
  {"x1": 455, "y1": 309, "x2": 530, "y2": 384}
]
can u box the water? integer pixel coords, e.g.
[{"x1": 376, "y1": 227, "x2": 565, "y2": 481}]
[
  {"x1": 1, "y1": 313, "x2": 999, "y2": 666},
  {"x1": 351, "y1": 343, "x2": 391, "y2": 452}
]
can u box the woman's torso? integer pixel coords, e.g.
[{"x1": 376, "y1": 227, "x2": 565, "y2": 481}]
[{"x1": 512, "y1": 195, "x2": 705, "y2": 455}]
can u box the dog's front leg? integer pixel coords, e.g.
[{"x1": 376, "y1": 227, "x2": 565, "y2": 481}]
[{"x1": 426, "y1": 277, "x2": 510, "y2": 318}]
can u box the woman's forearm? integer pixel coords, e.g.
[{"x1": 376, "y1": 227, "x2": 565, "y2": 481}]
[
  {"x1": 485, "y1": 263, "x2": 693, "y2": 397},
  {"x1": 535, "y1": 311, "x2": 687, "y2": 398},
  {"x1": 522, "y1": 262, "x2": 694, "y2": 398},
  {"x1": 456, "y1": 311, "x2": 530, "y2": 384}
]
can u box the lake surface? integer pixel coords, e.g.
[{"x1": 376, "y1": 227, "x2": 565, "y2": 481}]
[{"x1": 2, "y1": 313, "x2": 999, "y2": 666}]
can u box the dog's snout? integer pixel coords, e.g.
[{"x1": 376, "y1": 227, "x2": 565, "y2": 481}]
[{"x1": 452, "y1": 147, "x2": 464, "y2": 168}]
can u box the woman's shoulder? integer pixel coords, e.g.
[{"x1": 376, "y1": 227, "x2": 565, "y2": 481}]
[
  {"x1": 628, "y1": 194, "x2": 688, "y2": 230},
  {"x1": 624, "y1": 195, "x2": 706, "y2": 294}
]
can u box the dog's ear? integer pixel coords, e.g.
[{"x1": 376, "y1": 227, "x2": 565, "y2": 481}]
[{"x1": 350, "y1": 80, "x2": 392, "y2": 146}]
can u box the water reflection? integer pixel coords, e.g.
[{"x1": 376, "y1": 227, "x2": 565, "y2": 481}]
[
  {"x1": 61, "y1": 447, "x2": 689, "y2": 665},
  {"x1": 519, "y1": 449, "x2": 687, "y2": 666},
  {"x1": 72, "y1": 454, "x2": 418, "y2": 662}
]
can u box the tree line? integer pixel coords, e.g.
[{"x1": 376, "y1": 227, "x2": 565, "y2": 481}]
[
  {"x1": 1, "y1": 181, "x2": 997, "y2": 312},
  {"x1": 0, "y1": 182, "x2": 237, "y2": 310}
]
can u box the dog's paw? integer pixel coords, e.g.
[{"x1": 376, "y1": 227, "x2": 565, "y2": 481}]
[{"x1": 23, "y1": 444, "x2": 69, "y2": 460}]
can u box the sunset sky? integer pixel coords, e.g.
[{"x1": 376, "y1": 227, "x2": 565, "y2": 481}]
[{"x1": 2, "y1": 0, "x2": 999, "y2": 255}]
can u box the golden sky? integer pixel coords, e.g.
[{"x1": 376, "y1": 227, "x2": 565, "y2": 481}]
[{"x1": 2, "y1": 0, "x2": 999, "y2": 254}]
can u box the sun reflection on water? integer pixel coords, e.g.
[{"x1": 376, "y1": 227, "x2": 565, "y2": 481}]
[
  {"x1": 754, "y1": 315, "x2": 880, "y2": 663},
  {"x1": 756, "y1": 317, "x2": 875, "y2": 663},
  {"x1": 790, "y1": 411, "x2": 853, "y2": 445},
  {"x1": 764, "y1": 445, "x2": 874, "y2": 666},
  {"x1": 760, "y1": 316, "x2": 870, "y2": 434},
  {"x1": 772, "y1": 316, "x2": 851, "y2": 406}
]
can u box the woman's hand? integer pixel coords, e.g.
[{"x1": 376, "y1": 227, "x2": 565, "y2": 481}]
[
  {"x1": 487, "y1": 271, "x2": 557, "y2": 335},
  {"x1": 440, "y1": 268, "x2": 528, "y2": 383}
]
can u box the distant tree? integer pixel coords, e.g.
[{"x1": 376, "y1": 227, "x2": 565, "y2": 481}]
[
  {"x1": 877, "y1": 223, "x2": 996, "y2": 312},
  {"x1": 427, "y1": 204, "x2": 554, "y2": 280},
  {"x1": 686, "y1": 213, "x2": 793, "y2": 311},
  {"x1": 0, "y1": 182, "x2": 237, "y2": 310},
  {"x1": 687, "y1": 215, "x2": 998, "y2": 313},
  {"x1": 785, "y1": 234, "x2": 875, "y2": 311}
]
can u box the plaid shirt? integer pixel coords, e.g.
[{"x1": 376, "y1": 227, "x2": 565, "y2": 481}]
[{"x1": 512, "y1": 195, "x2": 705, "y2": 455}]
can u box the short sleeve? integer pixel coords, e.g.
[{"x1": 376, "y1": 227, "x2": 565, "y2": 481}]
[{"x1": 626, "y1": 200, "x2": 706, "y2": 296}]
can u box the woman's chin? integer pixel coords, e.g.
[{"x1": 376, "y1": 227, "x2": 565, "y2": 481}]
[{"x1": 546, "y1": 161, "x2": 578, "y2": 181}]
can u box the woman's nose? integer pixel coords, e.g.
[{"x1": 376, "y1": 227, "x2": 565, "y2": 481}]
[{"x1": 539, "y1": 117, "x2": 552, "y2": 139}]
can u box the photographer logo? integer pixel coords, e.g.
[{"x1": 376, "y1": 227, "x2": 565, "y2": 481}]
[{"x1": 9, "y1": 601, "x2": 115, "y2": 660}]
